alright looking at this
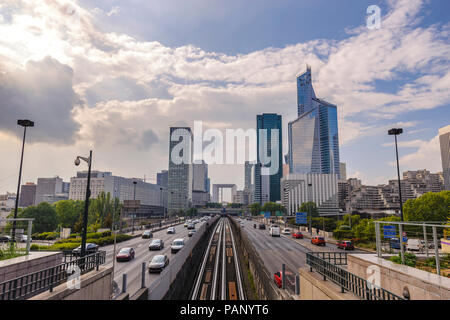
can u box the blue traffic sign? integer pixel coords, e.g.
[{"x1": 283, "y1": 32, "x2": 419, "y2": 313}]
[
  {"x1": 296, "y1": 212, "x2": 307, "y2": 224},
  {"x1": 383, "y1": 225, "x2": 397, "y2": 239},
  {"x1": 264, "y1": 212, "x2": 271, "y2": 219}
]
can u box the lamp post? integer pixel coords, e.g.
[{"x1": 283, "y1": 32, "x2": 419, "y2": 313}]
[
  {"x1": 388, "y1": 128, "x2": 404, "y2": 221},
  {"x1": 74, "y1": 151, "x2": 92, "y2": 258},
  {"x1": 11, "y1": 120, "x2": 34, "y2": 245},
  {"x1": 132, "y1": 181, "x2": 137, "y2": 234},
  {"x1": 308, "y1": 183, "x2": 312, "y2": 235},
  {"x1": 159, "y1": 187, "x2": 163, "y2": 220}
]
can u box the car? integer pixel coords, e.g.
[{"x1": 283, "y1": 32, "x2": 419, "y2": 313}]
[
  {"x1": 171, "y1": 238, "x2": 185, "y2": 253},
  {"x1": 258, "y1": 223, "x2": 266, "y2": 230},
  {"x1": 292, "y1": 232, "x2": 303, "y2": 239},
  {"x1": 19, "y1": 235, "x2": 32, "y2": 243},
  {"x1": 407, "y1": 239, "x2": 423, "y2": 251},
  {"x1": 72, "y1": 243, "x2": 99, "y2": 256},
  {"x1": 184, "y1": 222, "x2": 188, "y2": 228},
  {"x1": 282, "y1": 228, "x2": 291, "y2": 235},
  {"x1": 273, "y1": 270, "x2": 295, "y2": 288},
  {"x1": 337, "y1": 240, "x2": 354, "y2": 250},
  {"x1": 142, "y1": 230, "x2": 153, "y2": 239},
  {"x1": 311, "y1": 236, "x2": 326, "y2": 246},
  {"x1": 148, "y1": 254, "x2": 169, "y2": 273},
  {"x1": 269, "y1": 225, "x2": 280, "y2": 237},
  {"x1": 187, "y1": 223, "x2": 195, "y2": 230},
  {"x1": 167, "y1": 227, "x2": 175, "y2": 234},
  {"x1": 0, "y1": 235, "x2": 11, "y2": 242},
  {"x1": 116, "y1": 247, "x2": 135, "y2": 262},
  {"x1": 389, "y1": 238, "x2": 406, "y2": 250},
  {"x1": 188, "y1": 230, "x2": 196, "y2": 237},
  {"x1": 149, "y1": 239, "x2": 164, "y2": 250}
]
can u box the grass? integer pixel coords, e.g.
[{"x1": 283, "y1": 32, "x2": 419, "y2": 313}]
[
  {"x1": 0, "y1": 245, "x2": 27, "y2": 261},
  {"x1": 246, "y1": 260, "x2": 259, "y2": 300}
]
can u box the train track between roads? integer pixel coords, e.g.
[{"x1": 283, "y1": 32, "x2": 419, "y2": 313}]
[{"x1": 190, "y1": 217, "x2": 245, "y2": 300}]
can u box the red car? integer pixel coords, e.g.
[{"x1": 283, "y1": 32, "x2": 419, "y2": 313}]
[
  {"x1": 311, "y1": 236, "x2": 326, "y2": 246},
  {"x1": 274, "y1": 271, "x2": 282, "y2": 288},
  {"x1": 292, "y1": 232, "x2": 304, "y2": 239},
  {"x1": 116, "y1": 247, "x2": 135, "y2": 262},
  {"x1": 337, "y1": 240, "x2": 354, "y2": 250}
]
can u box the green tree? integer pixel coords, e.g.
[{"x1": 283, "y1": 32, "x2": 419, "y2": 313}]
[
  {"x1": 249, "y1": 203, "x2": 261, "y2": 216},
  {"x1": 54, "y1": 200, "x2": 84, "y2": 229},
  {"x1": 187, "y1": 207, "x2": 198, "y2": 216},
  {"x1": 261, "y1": 202, "x2": 285, "y2": 215},
  {"x1": 299, "y1": 201, "x2": 319, "y2": 217},
  {"x1": 403, "y1": 191, "x2": 450, "y2": 222},
  {"x1": 19, "y1": 202, "x2": 58, "y2": 234}
]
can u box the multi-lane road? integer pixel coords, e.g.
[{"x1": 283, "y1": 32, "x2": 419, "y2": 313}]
[
  {"x1": 235, "y1": 217, "x2": 365, "y2": 277},
  {"x1": 100, "y1": 219, "x2": 209, "y2": 298}
]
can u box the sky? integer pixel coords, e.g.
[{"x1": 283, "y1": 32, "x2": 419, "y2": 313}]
[{"x1": 0, "y1": 0, "x2": 449, "y2": 200}]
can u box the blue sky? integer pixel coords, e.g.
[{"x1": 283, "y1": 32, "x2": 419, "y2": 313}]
[{"x1": 0, "y1": 0, "x2": 449, "y2": 196}]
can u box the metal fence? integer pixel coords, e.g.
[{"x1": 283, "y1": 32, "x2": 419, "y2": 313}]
[
  {"x1": 0, "y1": 250, "x2": 106, "y2": 300},
  {"x1": 306, "y1": 252, "x2": 404, "y2": 300}
]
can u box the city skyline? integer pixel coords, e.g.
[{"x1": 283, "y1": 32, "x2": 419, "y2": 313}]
[{"x1": 0, "y1": 0, "x2": 449, "y2": 200}]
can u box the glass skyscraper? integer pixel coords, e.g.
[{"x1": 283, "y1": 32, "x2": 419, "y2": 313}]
[
  {"x1": 255, "y1": 113, "x2": 283, "y2": 203},
  {"x1": 289, "y1": 67, "x2": 340, "y2": 178}
]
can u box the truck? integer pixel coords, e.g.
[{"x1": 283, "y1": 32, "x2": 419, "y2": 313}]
[{"x1": 269, "y1": 225, "x2": 280, "y2": 237}]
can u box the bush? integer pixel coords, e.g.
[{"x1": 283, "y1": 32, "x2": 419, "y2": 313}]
[
  {"x1": 333, "y1": 229, "x2": 355, "y2": 240},
  {"x1": 389, "y1": 253, "x2": 416, "y2": 267},
  {"x1": 32, "y1": 232, "x2": 59, "y2": 240}
]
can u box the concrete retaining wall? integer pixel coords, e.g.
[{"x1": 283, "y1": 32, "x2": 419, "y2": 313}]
[
  {"x1": 0, "y1": 251, "x2": 62, "y2": 283},
  {"x1": 347, "y1": 253, "x2": 450, "y2": 300},
  {"x1": 30, "y1": 265, "x2": 113, "y2": 300}
]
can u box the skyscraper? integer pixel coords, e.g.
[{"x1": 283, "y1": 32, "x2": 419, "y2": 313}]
[
  {"x1": 439, "y1": 125, "x2": 450, "y2": 190},
  {"x1": 255, "y1": 113, "x2": 282, "y2": 203},
  {"x1": 288, "y1": 67, "x2": 340, "y2": 178},
  {"x1": 193, "y1": 160, "x2": 208, "y2": 192},
  {"x1": 244, "y1": 161, "x2": 253, "y2": 190},
  {"x1": 168, "y1": 127, "x2": 193, "y2": 213}
]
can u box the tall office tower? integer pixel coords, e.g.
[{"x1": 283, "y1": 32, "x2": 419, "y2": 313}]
[
  {"x1": 19, "y1": 182, "x2": 36, "y2": 207},
  {"x1": 255, "y1": 113, "x2": 283, "y2": 203},
  {"x1": 168, "y1": 127, "x2": 193, "y2": 213},
  {"x1": 35, "y1": 176, "x2": 64, "y2": 205},
  {"x1": 288, "y1": 67, "x2": 340, "y2": 178},
  {"x1": 439, "y1": 125, "x2": 450, "y2": 190},
  {"x1": 193, "y1": 160, "x2": 208, "y2": 192},
  {"x1": 339, "y1": 162, "x2": 347, "y2": 181},
  {"x1": 244, "y1": 161, "x2": 253, "y2": 190},
  {"x1": 297, "y1": 65, "x2": 316, "y2": 116}
]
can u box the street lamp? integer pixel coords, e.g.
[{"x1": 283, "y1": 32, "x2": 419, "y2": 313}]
[
  {"x1": 388, "y1": 128, "x2": 404, "y2": 221},
  {"x1": 132, "y1": 181, "x2": 137, "y2": 234},
  {"x1": 75, "y1": 151, "x2": 92, "y2": 258},
  {"x1": 159, "y1": 187, "x2": 163, "y2": 219},
  {"x1": 308, "y1": 183, "x2": 312, "y2": 235},
  {"x1": 12, "y1": 120, "x2": 34, "y2": 246}
]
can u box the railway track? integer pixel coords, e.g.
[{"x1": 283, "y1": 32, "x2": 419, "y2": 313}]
[{"x1": 190, "y1": 217, "x2": 245, "y2": 300}]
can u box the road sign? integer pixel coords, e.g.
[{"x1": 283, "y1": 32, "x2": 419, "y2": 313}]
[
  {"x1": 264, "y1": 212, "x2": 271, "y2": 219},
  {"x1": 275, "y1": 211, "x2": 283, "y2": 216},
  {"x1": 383, "y1": 225, "x2": 396, "y2": 239},
  {"x1": 295, "y1": 212, "x2": 307, "y2": 224}
]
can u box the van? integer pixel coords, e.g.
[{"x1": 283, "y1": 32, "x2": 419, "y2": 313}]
[
  {"x1": 269, "y1": 225, "x2": 280, "y2": 237},
  {"x1": 407, "y1": 239, "x2": 423, "y2": 251}
]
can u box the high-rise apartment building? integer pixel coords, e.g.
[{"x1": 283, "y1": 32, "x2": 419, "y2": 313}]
[
  {"x1": 439, "y1": 125, "x2": 450, "y2": 190},
  {"x1": 254, "y1": 113, "x2": 282, "y2": 204},
  {"x1": 35, "y1": 176, "x2": 67, "y2": 205},
  {"x1": 168, "y1": 127, "x2": 193, "y2": 213},
  {"x1": 19, "y1": 182, "x2": 36, "y2": 207}
]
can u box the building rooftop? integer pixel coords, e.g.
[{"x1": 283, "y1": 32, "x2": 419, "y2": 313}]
[{"x1": 439, "y1": 124, "x2": 450, "y2": 135}]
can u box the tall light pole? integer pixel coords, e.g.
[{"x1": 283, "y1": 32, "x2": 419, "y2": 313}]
[
  {"x1": 308, "y1": 183, "x2": 312, "y2": 235},
  {"x1": 75, "y1": 151, "x2": 92, "y2": 258},
  {"x1": 12, "y1": 120, "x2": 34, "y2": 245},
  {"x1": 159, "y1": 187, "x2": 163, "y2": 220},
  {"x1": 388, "y1": 128, "x2": 404, "y2": 221},
  {"x1": 132, "y1": 181, "x2": 137, "y2": 234}
]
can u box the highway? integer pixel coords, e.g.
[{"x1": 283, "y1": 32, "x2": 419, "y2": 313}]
[
  {"x1": 235, "y1": 217, "x2": 365, "y2": 279},
  {"x1": 100, "y1": 219, "x2": 209, "y2": 298}
]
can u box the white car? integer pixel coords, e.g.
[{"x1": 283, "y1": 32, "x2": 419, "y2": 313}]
[
  {"x1": 167, "y1": 227, "x2": 175, "y2": 234},
  {"x1": 282, "y1": 228, "x2": 291, "y2": 235},
  {"x1": 407, "y1": 239, "x2": 423, "y2": 251},
  {"x1": 269, "y1": 225, "x2": 280, "y2": 237},
  {"x1": 171, "y1": 238, "x2": 185, "y2": 253}
]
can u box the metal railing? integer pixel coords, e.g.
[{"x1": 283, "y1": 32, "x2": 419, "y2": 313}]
[
  {"x1": 306, "y1": 252, "x2": 404, "y2": 300},
  {"x1": 0, "y1": 250, "x2": 106, "y2": 300}
]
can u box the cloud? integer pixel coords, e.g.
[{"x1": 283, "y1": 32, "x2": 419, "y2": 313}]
[
  {"x1": 0, "y1": 56, "x2": 80, "y2": 144},
  {"x1": 106, "y1": 6, "x2": 120, "y2": 17}
]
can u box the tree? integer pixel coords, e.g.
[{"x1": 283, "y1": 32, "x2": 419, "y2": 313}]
[
  {"x1": 261, "y1": 202, "x2": 285, "y2": 215},
  {"x1": 54, "y1": 200, "x2": 84, "y2": 229},
  {"x1": 299, "y1": 201, "x2": 319, "y2": 217},
  {"x1": 187, "y1": 207, "x2": 197, "y2": 216},
  {"x1": 403, "y1": 191, "x2": 450, "y2": 222},
  {"x1": 88, "y1": 192, "x2": 121, "y2": 229},
  {"x1": 19, "y1": 202, "x2": 58, "y2": 234},
  {"x1": 249, "y1": 203, "x2": 261, "y2": 216}
]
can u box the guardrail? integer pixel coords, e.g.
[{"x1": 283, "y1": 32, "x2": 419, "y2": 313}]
[
  {"x1": 306, "y1": 252, "x2": 404, "y2": 300},
  {"x1": 0, "y1": 250, "x2": 106, "y2": 300}
]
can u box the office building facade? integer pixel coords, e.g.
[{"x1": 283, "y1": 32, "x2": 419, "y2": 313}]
[
  {"x1": 19, "y1": 183, "x2": 36, "y2": 207},
  {"x1": 439, "y1": 125, "x2": 450, "y2": 190}
]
